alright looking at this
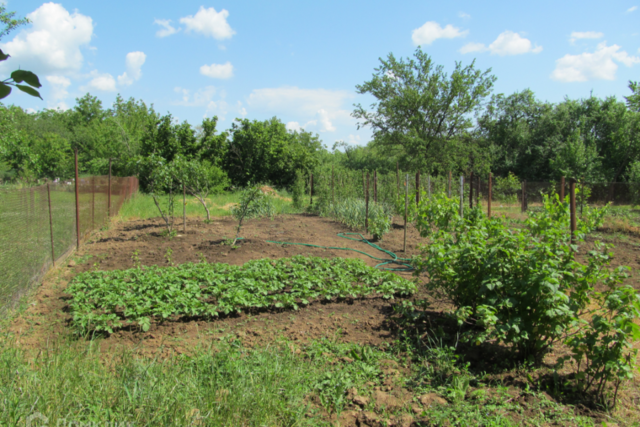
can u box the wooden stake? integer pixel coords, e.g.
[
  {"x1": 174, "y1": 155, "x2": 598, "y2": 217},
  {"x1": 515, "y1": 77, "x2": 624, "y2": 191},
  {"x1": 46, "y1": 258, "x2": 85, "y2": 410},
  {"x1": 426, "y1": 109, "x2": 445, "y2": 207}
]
[
  {"x1": 107, "y1": 158, "x2": 112, "y2": 217},
  {"x1": 448, "y1": 170, "x2": 452, "y2": 198},
  {"x1": 403, "y1": 174, "x2": 408, "y2": 253},
  {"x1": 310, "y1": 173, "x2": 314, "y2": 206},
  {"x1": 415, "y1": 171, "x2": 420, "y2": 206},
  {"x1": 183, "y1": 183, "x2": 186, "y2": 233},
  {"x1": 560, "y1": 176, "x2": 565, "y2": 202},
  {"x1": 460, "y1": 176, "x2": 464, "y2": 218},
  {"x1": 469, "y1": 172, "x2": 474, "y2": 208},
  {"x1": 488, "y1": 172, "x2": 492, "y2": 218}
]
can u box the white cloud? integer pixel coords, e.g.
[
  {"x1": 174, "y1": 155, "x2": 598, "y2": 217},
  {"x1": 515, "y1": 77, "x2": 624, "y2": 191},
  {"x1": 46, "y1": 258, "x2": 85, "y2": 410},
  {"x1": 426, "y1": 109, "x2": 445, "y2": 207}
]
[
  {"x1": 154, "y1": 19, "x2": 179, "y2": 38},
  {"x1": 286, "y1": 121, "x2": 301, "y2": 132},
  {"x1": 488, "y1": 31, "x2": 542, "y2": 55},
  {"x1": 459, "y1": 42, "x2": 487, "y2": 54},
  {"x1": 626, "y1": 5, "x2": 638, "y2": 13},
  {"x1": 117, "y1": 51, "x2": 146, "y2": 86},
  {"x1": 458, "y1": 12, "x2": 471, "y2": 19},
  {"x1": 46, "y1": 75, "x2": 70, "y2": 100},
  {"x1": 84, "y1": 72, "x2": 117, "y2": 92},
  {"x1": 180, "y1": 6, "x2": 235, "y2": 40},
  {"x1": 348, "y1": 134, "x2": 362, "y2": 145},
  {"x1": 239, "y1": 107, "x2": 247, "y2": 117},
  {"x1": 200, "y1": 61, "x2": 233, "y2": 79},
  {"x1": 174, "y1": 86, "x2": 228, "y2": 119},
  {"x1": 460, "y1": 31, "x2": 542, "y2": 56},
  {"x1": 247, "y1": 86, "x2": 352, "y2": 116},
  {"x1": 0, "y1": 3, "x2": 93, "y2": 75},
  {"x1": 411, "y1": 21, "x2": 468, "y2": 45},
  {"x1": 551, "y1": 42, "x2": 640, "y2": 82},
  {"x1": 317, "y1": 109, "x2": 336, "y2": 132},
  {"x1": 569, "y1": 31, "x2": 604, "y2": 45}
]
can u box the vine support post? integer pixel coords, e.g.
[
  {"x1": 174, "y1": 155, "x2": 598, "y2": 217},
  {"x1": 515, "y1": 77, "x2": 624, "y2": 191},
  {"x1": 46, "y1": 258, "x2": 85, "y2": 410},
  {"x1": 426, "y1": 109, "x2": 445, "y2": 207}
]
[
  {"x1": 403, "y1": 173, "x2": 408, "y2": 253},
  {"x1": 91, "y1": 175, "x2": 95, "y2": 231},
  {"x1": 74, "y1": 148, "x2": 80, "y2": 250},
  {"x1": 448, "y1": 170, "x2": 452, "y2": 198},
  {"x1": 331, "y1": 164, "x2": 335, "y2": 204},
  {"x1": 415, "y1": 171, "x2": 420, "y2": 206},
  {"x1": 521, "y1": 180, "x2": 527, "y2": 213},
  {"x1": 365, "y1": 172, "x2": 370, "y2": 234},
  {"x1": 469, "y1": 172, "x2": 474, "y2": 208},
  {"x1": 107, "y1": 158, "x2": 112, "y2": 218},
  {"x1": 460, "y1": 176, "x2": 464, "y2": 218},
  {"x1": 47, "y1": 183, "x2": 55, "y2": 266},
  {"x1": 488, "y1": 172, "x2": 492, "y2": 218},
  {"x1": 310, "y1": 173, "x2": 314, "y2": 206},
  {"x1": 374, "y1": 170, "x2": 377, "y2": 204},
  {"x1": 570, "y1": 178, "x2": 577, "y2": 244},
  {"x1": 183, "y1": 183, "x2": 186, "y2": 233},
  {"x1": 396, "y1": 161, "x2": 400, "y2": 195},
  {"x1": 427, "y1": 175, "x2": 431, "y2": 199},
  {"x1": 560, "y1": 176, "x2": 565, "y2": 202}
]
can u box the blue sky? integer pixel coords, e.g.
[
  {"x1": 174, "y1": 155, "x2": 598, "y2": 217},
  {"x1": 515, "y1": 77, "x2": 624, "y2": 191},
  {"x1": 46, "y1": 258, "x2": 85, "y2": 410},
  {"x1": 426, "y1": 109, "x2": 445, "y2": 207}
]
[{"x1": 1, "y1": 1, "x2": 639, "y2": 149}]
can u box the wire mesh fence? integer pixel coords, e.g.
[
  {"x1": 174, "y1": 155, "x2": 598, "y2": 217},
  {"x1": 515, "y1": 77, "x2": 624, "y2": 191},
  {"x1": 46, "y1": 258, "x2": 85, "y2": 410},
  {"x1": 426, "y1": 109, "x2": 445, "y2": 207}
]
[
  {"x1": 0, "y1": 175, "x2": 138, "y2": 313},
  {"x1": 309, "y1": 168, "x2": 640, "y2": 219}
]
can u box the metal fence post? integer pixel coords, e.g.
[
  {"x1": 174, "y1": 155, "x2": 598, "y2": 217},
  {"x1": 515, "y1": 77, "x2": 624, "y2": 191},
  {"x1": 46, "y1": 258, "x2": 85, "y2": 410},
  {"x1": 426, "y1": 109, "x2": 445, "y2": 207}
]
[
  {"x1": 108, "y1": 158, "x2": 112, "y2": 217},
  {"x1": 488, "y1": 172, "x2": 492, "y2": 218},
  {"x1": 183, "y1": 183, "x2": 186, "y2": 233},
  {"x1": 91, "y1": 175, "x2": 95, "y2": 230},
  {"x1": 570, "y1": 178, "x2": 577, "y2": 244},
  {"x1": 469, "y1": 172, "x2": 474, "y2": 208},
  {"x1": 415, "y1": 171, "x2": 420, "y2": 206},
  {"x1": 374, "y1": 170, "x2": 378, "y2": 204},
  {"x1": 560, "y1": 176, "x2": 565, "y2": 202},
  {"x1": 403, "y1": 173, "x2": 408, "y2": 253},
  {"x1": 365, "y1": 172, "x2": 370, "y2": 234},
  {"x1": 460, "y1": 176, "x2": 464, "y2": 218},
  {"x1": 427, "y1": 175, "x2": 431, "y2": 199},
  {"x1": 448, "y1": 170, "x2": 452, "y2": 198},
  {"x1": 74, "y1": 148, "x2": 80, "y2": 250},
  {"x1": 47, "y1": 183, "x2": 56, "y2": 266},
  {"x1": 310, "y1": 173, "x2": 314, "y2": 206}
]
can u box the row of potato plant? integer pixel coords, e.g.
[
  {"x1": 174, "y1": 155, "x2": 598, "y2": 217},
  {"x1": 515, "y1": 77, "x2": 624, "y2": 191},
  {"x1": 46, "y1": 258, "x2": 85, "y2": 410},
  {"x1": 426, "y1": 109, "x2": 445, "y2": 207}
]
[{"x1": 67, "y1": 256, "x2": 416, "y2": 334}]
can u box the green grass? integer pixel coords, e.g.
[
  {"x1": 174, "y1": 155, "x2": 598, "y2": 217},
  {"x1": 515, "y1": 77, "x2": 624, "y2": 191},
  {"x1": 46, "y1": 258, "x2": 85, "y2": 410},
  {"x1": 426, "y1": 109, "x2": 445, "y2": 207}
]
[
  {"x1": 0, "y1": 333, "x2": 600, "y2": 427},
  {"x1": 116, "y1": 190, "x2": 299, "y2": 221}
]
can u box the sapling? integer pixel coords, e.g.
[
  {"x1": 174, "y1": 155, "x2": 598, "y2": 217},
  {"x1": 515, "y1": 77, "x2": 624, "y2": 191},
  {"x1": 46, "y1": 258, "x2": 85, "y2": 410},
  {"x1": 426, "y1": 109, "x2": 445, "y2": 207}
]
[{"x1": 230, "y1": 184, "x2": 264, "y2": 246}]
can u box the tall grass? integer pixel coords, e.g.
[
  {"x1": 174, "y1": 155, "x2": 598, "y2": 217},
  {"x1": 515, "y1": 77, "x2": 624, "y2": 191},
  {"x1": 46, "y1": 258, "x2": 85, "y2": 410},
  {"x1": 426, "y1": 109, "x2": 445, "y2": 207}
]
[{"x1": 0, "y1": 340, "x2": 320, "y2": 426}]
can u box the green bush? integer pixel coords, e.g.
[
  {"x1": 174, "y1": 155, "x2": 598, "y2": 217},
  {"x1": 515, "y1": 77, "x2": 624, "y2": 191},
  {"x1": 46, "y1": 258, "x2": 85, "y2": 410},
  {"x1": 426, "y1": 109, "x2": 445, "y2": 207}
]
[
  {"x1": 413, "y1": 192, "x2": 640, "y2": 406},
  {"x1": 493, "y1": 172, "x2": 520, "y2": 204}
]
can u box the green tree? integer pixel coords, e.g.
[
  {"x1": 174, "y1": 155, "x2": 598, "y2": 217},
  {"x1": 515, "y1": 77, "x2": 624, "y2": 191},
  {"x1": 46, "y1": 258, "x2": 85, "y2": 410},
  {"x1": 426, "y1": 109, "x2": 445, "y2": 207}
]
[
  {"x1": 352, "y1": 48, "x2": 496, "y2": 174},
  {"x1": 549, "y1": 129, "x2": 601, "y2": 181},
  {"x1": 172, "y1": 157, "x2": 228, "y2": 221},
  {"x1": 626, "y1": 80, "x2": 640, "y2": 113},
  {"x1": 225, "y1": 117, "x2": 321, "y2": 188}
]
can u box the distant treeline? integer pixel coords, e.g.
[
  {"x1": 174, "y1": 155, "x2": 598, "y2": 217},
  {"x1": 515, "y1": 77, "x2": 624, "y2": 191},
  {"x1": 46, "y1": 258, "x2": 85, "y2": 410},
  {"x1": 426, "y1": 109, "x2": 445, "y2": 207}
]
[{"x1": 1, "y1": 79, "x2": 640, "y2": 190}]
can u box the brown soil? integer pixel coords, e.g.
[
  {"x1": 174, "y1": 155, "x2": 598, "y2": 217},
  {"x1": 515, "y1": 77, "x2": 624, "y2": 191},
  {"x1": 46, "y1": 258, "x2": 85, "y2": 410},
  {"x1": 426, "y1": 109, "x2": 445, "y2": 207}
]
[
  {"x1": 8, "y1": 214, "x2": 424, "y2": 356},
  {"x1": 6, "y1": 213, "x2": 640, "y2": 425}
]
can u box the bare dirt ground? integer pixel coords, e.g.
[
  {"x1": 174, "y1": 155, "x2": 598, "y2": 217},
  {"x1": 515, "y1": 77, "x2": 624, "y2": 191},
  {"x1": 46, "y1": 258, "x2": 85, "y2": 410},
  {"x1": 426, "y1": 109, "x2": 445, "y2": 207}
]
[{"x1": 7, "y1": 213, "x2": 640, "y2": 426}]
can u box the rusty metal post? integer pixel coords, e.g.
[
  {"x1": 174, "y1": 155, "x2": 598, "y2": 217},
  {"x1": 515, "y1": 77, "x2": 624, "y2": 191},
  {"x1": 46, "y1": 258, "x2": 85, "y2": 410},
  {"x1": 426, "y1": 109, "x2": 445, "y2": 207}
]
[
  {"x1": 365, "y1": 172, "x2": 370, "y2": 234},
  {"x1": 570, "y1": 179, "x2": 577, "y2": 244},
  {"x1": 403, "y1": 174, "x2": 408, "y2": 253},
  {"x1": 396, "y1": 162, "x2": 400, "y2": 195},
  {"x1": 47, "y1": 183, "x2": 56, "y2": 266},
  {"x1": 460, "y1": 176, "x2": 464, "y2": 218},
  {"x1": 183, "y1": 183, "x2": 186, "y2": 233},
  {"x1": 488, "y1": 172, "x2": 492, "y2": 218},
  {"x1": 469, "y1": 172, "x2": 474, "y2": 208},
  {"x1": 310, "y1": 173, "x2": 314, "y2": 206},
  {"x1": 331, "y1": 164, "x2": 335, "y2": 204},
  {"x1": 91, "y1": 175, "x2": 95, "y2": 230},
  {"x1": 374, "y1": 170, "x2": 378, "y2": 204},
  {"x1": 521, "y1": 180, "x2": 526, "y2": 213},
  {"x1": 415, "y1": 171, "x2": 420, "y2": 206},
  {"x1": 107, "y1": 158, "x2": 112, "y2": 217},
  {"x1": 74, "y1": 148, "x2": 80, "y2": 250},
  {"x1": 560, "y1": 176, "x2": 565, "y2": 202}
]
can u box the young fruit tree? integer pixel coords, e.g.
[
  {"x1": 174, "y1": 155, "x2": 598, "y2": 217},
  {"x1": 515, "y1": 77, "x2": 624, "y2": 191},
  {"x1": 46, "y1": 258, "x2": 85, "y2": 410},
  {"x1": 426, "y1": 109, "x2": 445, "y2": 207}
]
[{"x1": 172, "y1": 157, "x2": 228, "y2": 221}]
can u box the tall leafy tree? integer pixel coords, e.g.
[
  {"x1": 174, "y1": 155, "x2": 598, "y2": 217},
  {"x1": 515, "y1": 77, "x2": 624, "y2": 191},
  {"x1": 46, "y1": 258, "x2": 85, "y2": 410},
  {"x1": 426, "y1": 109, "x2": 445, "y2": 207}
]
[{"x1": 352, "y1": 48, "x2": 496, "y2": 175}]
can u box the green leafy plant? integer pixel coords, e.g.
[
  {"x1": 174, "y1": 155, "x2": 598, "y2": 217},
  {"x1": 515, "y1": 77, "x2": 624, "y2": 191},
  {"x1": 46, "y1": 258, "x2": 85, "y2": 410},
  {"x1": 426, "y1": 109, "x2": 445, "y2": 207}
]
[
  {"x1": 320, "y1": 198, "x2": 393, "y2": 240},
  {"x1": 164, "y1": 247, "x2": 174, "y2": 266},
  {"x1": 230, "y1": 184, "x2": 275, "y2": 245},
  {"x1": 412, "y1": 192, "x2": 640, "y2": 406},
  {"x1": 67, "y1": 256, "x2": 416, "y2": 335}
]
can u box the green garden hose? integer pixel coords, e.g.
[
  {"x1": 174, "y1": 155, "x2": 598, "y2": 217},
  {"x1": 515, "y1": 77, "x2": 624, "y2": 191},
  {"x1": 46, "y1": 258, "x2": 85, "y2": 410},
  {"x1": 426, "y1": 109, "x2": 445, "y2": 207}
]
[{"x1": 266, "y1": 232, "x2": 413, "y2": 271}]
